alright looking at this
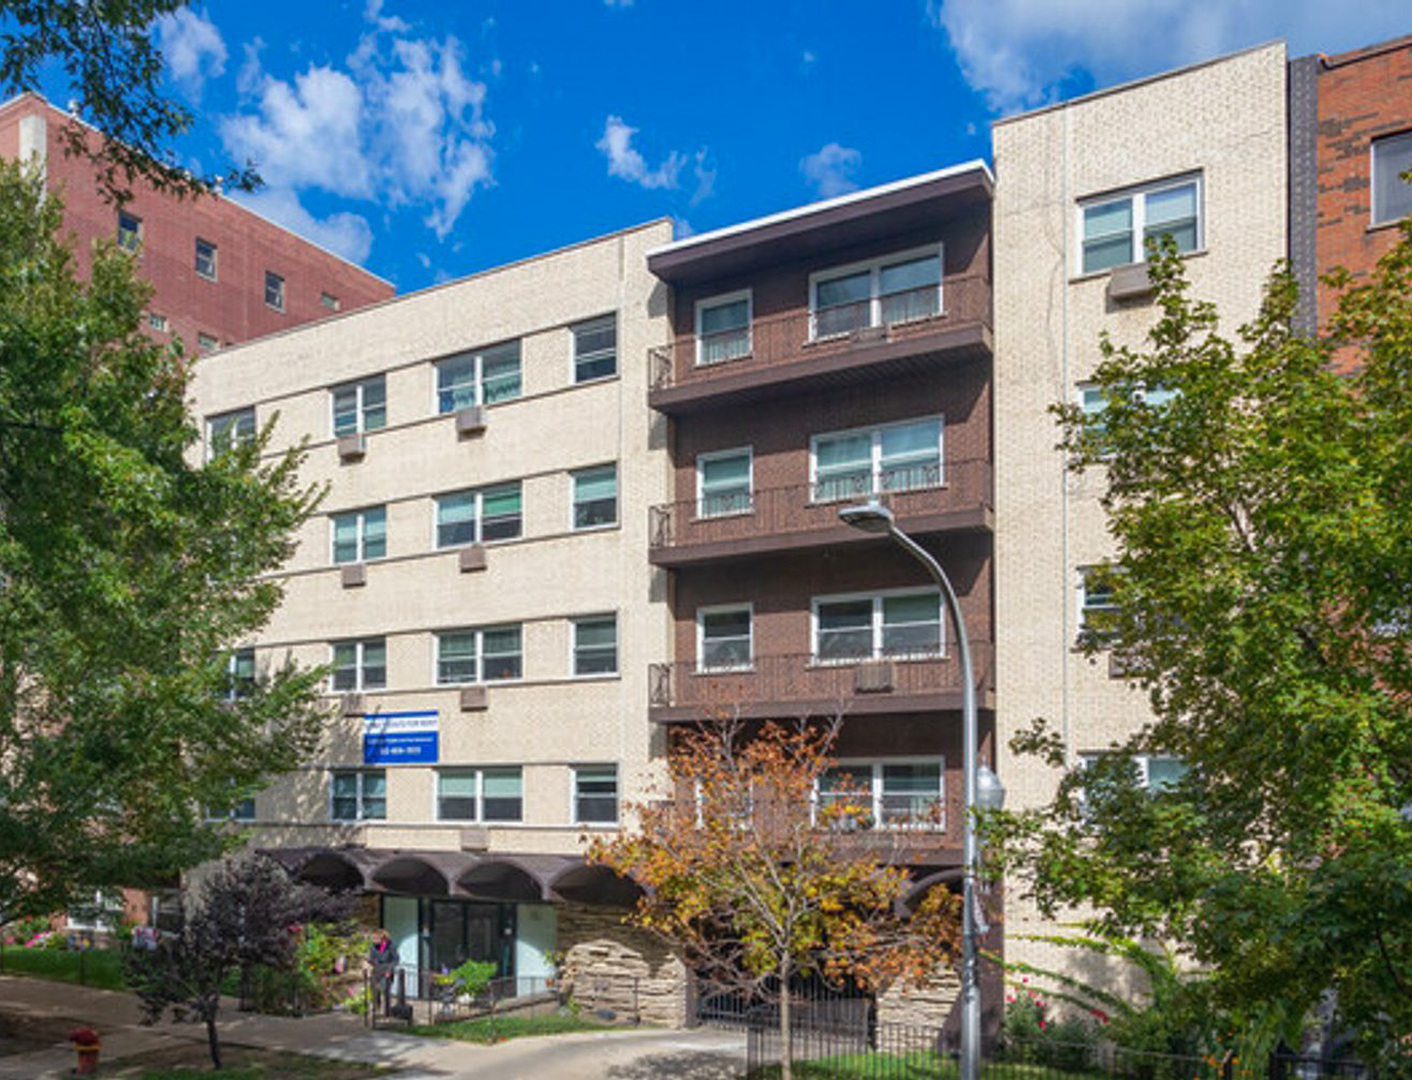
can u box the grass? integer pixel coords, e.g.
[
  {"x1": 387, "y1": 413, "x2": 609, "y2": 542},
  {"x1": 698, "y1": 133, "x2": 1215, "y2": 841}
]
[
  {"x1": 404, "y1": 1010, "x2": 624, "y2": 1044},
  {"x1": 746, "y1": 1052, "x2": 1122, "y2": 1080},
  {"x1": 0, "y1": 944, "x2": 127, "y2": 990},
  {"x1": 102, "y1": 1043, "x2": 391, "y2": 1079}
]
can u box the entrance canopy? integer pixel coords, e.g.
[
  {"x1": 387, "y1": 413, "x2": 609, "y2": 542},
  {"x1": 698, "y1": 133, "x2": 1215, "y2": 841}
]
[{"x1": 262, "y1": 845, "x2": 643, "y2": 908}]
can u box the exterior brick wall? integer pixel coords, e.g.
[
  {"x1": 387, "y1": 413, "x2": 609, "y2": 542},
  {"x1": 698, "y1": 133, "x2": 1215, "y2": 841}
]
[{"x1": 1312, "y1": 36, "x2": 1412, "y2": 339}]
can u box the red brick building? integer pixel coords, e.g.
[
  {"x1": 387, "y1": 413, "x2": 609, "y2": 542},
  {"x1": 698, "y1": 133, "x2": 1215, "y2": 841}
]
[
  {"x1": 0, "y1": 93, "x2": 393, "y2": 351},
  {"x1": 1289, "y1": 35, "x2": 1412, "y2": 336}
]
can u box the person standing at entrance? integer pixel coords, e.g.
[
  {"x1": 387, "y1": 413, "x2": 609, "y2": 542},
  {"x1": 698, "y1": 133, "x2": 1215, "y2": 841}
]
[{"x1": 368, "y1": 929, "x2": 397, "y2": 1014}]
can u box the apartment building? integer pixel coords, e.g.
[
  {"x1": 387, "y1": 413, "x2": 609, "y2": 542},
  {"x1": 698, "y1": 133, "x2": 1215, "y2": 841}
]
[
  {"x1": 190, "y1": 220, "x2": 687, "y2": 1023},
  {"x1": 1288, "y1": 34, "x2": 1412, "y2": 337},
  {"x1": 644, "y1": 164, "x2": 997, "y2": 1029},
  {"x1": 0, "y1": 93, "x2": 393, "y2": 350},
  {"x1": 991, "y1": 42, "x2": 1289, "y2": 985}
]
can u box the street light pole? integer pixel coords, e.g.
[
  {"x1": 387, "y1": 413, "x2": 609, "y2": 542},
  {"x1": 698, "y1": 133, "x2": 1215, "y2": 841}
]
[{"x1": 839, "y1": 501, "x2": 990, "y2": 1080}]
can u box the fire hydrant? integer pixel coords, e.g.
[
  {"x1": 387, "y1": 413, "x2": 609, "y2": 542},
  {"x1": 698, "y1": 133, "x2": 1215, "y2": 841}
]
[{"x1": 68, "y1": 1027, "x2": 101, "y2": 1075}]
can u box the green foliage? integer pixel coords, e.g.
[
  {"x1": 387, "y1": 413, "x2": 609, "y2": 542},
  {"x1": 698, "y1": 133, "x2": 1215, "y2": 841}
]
[
  {"x1": 0, "y1": 161, "x2": 327, "y2": 918},
  {"x1": 0, "y1": 0, "x2": 258, "y2": 203},
  {"x1": 0, "y1": 915, "x2": 49, "y2": 943},
  {"x1": 435, "y1": 958, "x2": 498, "y2": 997},
  {"x1": 405, "y1": 1011, "x2": 619, "y2": 1043},
  {"x1": 0, "y1": 943, "x2": 126, "y2": 989},
  {"x1": 988, "y1": 231, "x2": 1412, "y2": 1073}
]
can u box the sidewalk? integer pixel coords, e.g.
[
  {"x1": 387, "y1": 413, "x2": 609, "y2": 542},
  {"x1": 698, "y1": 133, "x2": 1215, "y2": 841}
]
[{"x1": 0, "y1": 974, "x2": 745, "y2": 1079}]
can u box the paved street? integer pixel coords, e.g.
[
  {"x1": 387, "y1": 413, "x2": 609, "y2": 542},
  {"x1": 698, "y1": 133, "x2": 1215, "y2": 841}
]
[{"x1": 0, "y1": 975, "x2": 745, "y2": 1079}]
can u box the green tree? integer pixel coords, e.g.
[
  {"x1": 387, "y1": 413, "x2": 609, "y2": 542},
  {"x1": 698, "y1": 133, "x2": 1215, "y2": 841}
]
[
  {"x1": 0, "y1": 161, "x2": 325, "y2": 918},
  {"x1": 988, "y1": 233, "x2": 1412, "y2": 1074},
  {"x1": 590, "y1": 716, "x2": 961, "y2": 1080},
  {"x1": 0, "y1": 0, "x2": 257, "y2": 201}
]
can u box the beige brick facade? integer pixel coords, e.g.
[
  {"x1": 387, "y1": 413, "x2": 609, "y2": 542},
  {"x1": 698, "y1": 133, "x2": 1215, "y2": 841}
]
[{"x1": 991, "y1": 44, "x2": 1288, "y2": 986}]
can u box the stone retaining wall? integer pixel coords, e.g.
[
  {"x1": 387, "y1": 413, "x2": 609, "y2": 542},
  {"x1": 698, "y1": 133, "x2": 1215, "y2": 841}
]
[{"x1": 557, "y1": 903, "x2": 688, "y2": 1028}]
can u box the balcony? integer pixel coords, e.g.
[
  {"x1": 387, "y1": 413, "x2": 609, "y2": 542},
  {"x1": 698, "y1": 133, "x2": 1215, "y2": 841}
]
[
  {"x1": 648, "y1": 276, "x2": 991, "y2": 415},
  {"x1": 648, "y1": 458, "x2": 992, "y2": 568},
  {"x1": 647, "y1": 642, "x2": 994, "y2": 725}
]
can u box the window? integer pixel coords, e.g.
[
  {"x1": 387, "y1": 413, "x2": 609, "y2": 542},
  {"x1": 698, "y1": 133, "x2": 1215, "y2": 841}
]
[
  {"x1": 206, "y1": 783, "x2": 256, "y2": 822},
  {"x1": 321, "y1": 291, "x2": 341, "y2": 311},
  {"x1": 436, "y1": 341, "x2": 522, "y2": 412},
  {"x1": 1080, "y1": 753, "x2": 1186, "y2": 794},
  {"x1": 814, "y1": 590, "x2": 942, "y2": 662},
  {"x1": 330, "y1": 638, "x2": 387, "y2": 692},
  {"x1": 574, "y1": 765, "x2": 619, "y2": 824},
  {"x1": 811, "y1": 417, "x2": 943, "y2": 502},
  {"x1": 696, "y1": 291, "x2": 752, "y2": 365},
  {"x1": 572, "y1": 465, "x2": 618, "y2": 529},
  {"x1": 67, "y1": 891, "x2": 124, "y2": 933},
  {"x1": 197, "y1": 332, "x2": 218, "y2": 352},
  {"x1": 226, "y1": 648, "x2": 256, "y2": 702},
  {"x1": 194, "y1": 238, "x2": 217, "y2": 280},
  {"x1": 437, "y1": 769, "x2": 479, "y2": 821},
  {"x1": 697, "y1": 448, "x2": 752, "y2": 518},
  {"x1": 573, "y1": 615, "x2": 618, "y2": 676},
  {"x1": 331, "y1": 507, "x2": 386, "y2": 564},
  {"x1": 117, "y1": 211, "x2": 142, "y2": 252},
  {"x1": 817, "y1": 760, "x2": 944, "y2": 829},
  {"x1": 1373, "y1": 131, "x2": 1412, "y2": 226},
  {"x1": 331, "y1": 375, "x2": 387, "y2": 436},
  {"x1": 206, "y1": 408, "x2": 255, "y2": 457},
  {"x1": 435, "y1": 483, "x2": 522, "y2": 547},
  {"x1": 698, "y1": 605, "x2": 752, "y2": 671},
  {"x1": 436, "y1": 625, "x2": 522, "y2": 684},
  {"x1": 265, "y1": 271, "x2": 285, "y2": 311},
  {"x1": 1077, "y1": 383, "x2": 1177, "y2": 438},
  {"x1": 147, "y1": 312, "x2": 169, "y2": 332},
  {"x1": 811, "y1": 247, "x2": 941, "y2": 339},
  {"x1": 573, "y1": 315, "x2": 617, "y2": 382},
  {"x1": 331, "y1": 769, "x2": 386, "y2": 821},
  {"x1": 1079, "y1": 566, "x2": 1120, "y2": 639},
  {"x1": 1080, "y1": 175, "x2": 1201, "y2": 274}
]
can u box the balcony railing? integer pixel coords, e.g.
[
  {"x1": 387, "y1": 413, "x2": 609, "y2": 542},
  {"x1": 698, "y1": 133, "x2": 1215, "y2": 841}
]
[
  {"x1": 648, "y1": 642, "x2": 993, "y2": 718},
  {"x1": 648, "y1": 275, "x2": 991, "y2": 393},
  {"x1": 649, "y1": 458, "x2": 991, "y2": 555}
]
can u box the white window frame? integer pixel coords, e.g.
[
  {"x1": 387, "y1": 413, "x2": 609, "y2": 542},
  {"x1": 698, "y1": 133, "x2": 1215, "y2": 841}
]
[
  {"x1": 570, "y1": 464, "x2": 619, "y2": 531},
  {"x1": 330, "y1": 506, "x2": 386, "y2": 565},
  {"x1": 321, "y1": 291, "x2": 341, "y2": 311},
  {"x1": 812, "y1": 756, "x2": 946, "y2": 831},
  {"x1": 195, "y1": 237, "x2": 217, "y2": 281},
  {"x1": 571, "y1": 314, "x2": 618, "y2": 384},
  {"x1": 696, "y1": 603, "x2": 754, "y2": 672},
  {"x1": 1371, "y1": 130, "x2": 1412, "y2": 227},
  {"x1": 265, "y1": 270, "x2": 285, "y2": 312},
  {"x1": 433, "y1": 482, "x2": 523, "y2": 549},
  {"x1": 808, "y1": 415, "x2": 945, "y2": 503},
  {"x1": 432, "y1": 765, "x2": 524, "y2": 823},
  {"x1": 330, "y1": 768, "x2": 386, "y2": 822},
  {"x1": 205, "y1": 780, "x2": 256, "y2": 822},
  {"x1": 329, "y1": 637, "x2": 387, "y2": 692},
  {"x1": 695, "y1": 446, "x2": 754, "y2": 519},
  {"x1": 330, "y1": 374, "x2": 386, "y2": 437},
  {"x1": 1078, "y1": 565, "x2": 1120, "y2": 636},
  {"x1": 197, "y1": 332, "x2": 219, "y2": 352},
  {"x1": 434, "y1": 341, "x2": 522, "y2": 413},
  {"x1": 225, "y1": 647, "x2": 256, "y2": 703},
  {"x1": 117, "y1": 211, "x2": 143, "y2": 253},
  {"x1": 205, "y1": 407, "x2": 256, "y2": 460},
  {"x1": 1076, "y1": 173, "x2": 1203, "y2": 276},
  {"x1": 433, "y1": 625, "x2": 524, "y2": 685},
  {"x1": 694, "y1": 288, "x2": 753, "y2": 367},
  {"x1": 571, "y1": 614, "x2": 619, "y2": 678},
  {"x1": 571, "y1": 763, "x2": 620, "y2": 826},
  {"x1": 808, "y1": 243, "x2": 944, "y2": 341},
  {"x1": 810, "y1": 587, "x2": 945, "y2": 664},
  {"x1": 1078, "y1": 752, "x2": 1185, "y2": 793}
]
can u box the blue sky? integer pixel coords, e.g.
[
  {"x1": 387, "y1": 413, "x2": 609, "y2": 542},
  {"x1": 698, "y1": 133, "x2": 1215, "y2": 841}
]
[{"x1": 41, "y1": 0, "x2": 1412, "y2": 292}]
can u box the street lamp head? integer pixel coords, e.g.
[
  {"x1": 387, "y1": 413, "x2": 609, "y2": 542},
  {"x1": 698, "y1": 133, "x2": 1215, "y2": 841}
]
[
  {"x1": 976, "y1": 764, "x2": 1006, "y2": 812},
  {"x1": 838, "y1": 501, "x2": 895, "y2": 534}
]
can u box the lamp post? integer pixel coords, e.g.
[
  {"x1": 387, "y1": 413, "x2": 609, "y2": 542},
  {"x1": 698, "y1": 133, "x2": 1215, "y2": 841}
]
[{"x1": 840, "y1": 500, "x2": 1002, "y2": 1080}]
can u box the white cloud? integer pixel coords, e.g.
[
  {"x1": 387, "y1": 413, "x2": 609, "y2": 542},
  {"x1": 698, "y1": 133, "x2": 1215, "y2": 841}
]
[
  {"x1": 233, "y1": 188, "x2": 374, "y2": 265},
  {"x1": 596, "y1": 116, "x2": 685, "y2": 190},
  {"x1": 801, "y1": 49, "x2": 817, "y2": 71},
  {"x1": 236, "y1": 37, "x2": 266, "y2": 96},
  {"x1": 690, "y1": 149, "x2": 717, "y2": 206},
  {"x1": 928, "y1": 0, "x2": 1412, "y2": 114},
  {"x1": 221, "y1": 15, "x2": 494, "y2": 241},
  {"x1": 800, "y1": 142, "x2": 861, "y2": 199},
  {"x1": 155, "y1": 8, "x2": 227, "y2": 100},
  {"x1": 604, "y1": 0, "x2": 635, "y2": 6}
]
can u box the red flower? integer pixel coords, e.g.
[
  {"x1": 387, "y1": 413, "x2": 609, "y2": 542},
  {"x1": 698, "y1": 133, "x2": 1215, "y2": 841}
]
[
  {"x1": 1093, "y1": 1009, "x2": 1109, "y2": 1024},
  {"x1": 1038, "y1": 1020, "x2": 1046, "y2": 1030}
]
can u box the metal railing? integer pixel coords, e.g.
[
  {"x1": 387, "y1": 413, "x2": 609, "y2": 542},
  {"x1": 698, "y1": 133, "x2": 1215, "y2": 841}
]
[
  {"x1": 648, "y1": 459, "x2": 992, "y2": 552},
  {"x1": 648, "y1": 641, "x2": 993, "y2": 715},
  {"x1": 649, "y1": 276, "x2": 991, "y2": 393},
  {"x1": 363, "y1": 964, "x2": 645, "y2": 1029}
]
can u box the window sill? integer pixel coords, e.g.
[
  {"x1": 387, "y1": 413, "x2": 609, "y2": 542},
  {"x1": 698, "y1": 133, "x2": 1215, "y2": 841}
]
[
  {"x1": 1367, "y1": 218, "x2": 1407, "y2": 234},
  {"x1": 571, "y1": 522, "x2": 621, "y2": 534},
  {"x1": 807, "y1": 653, "x2": 948, "y2": 669},
  {"x1": 569, "y1": 672, "x2": 621, "y2": 682},
  {"x1": 692, "y1": 508, "x2": 755, "y2": 523},
  {"x1": 1068, "y1": 248, "x2": 1208, "y2": 286},
  {"x1": 694, "y1": 664, "x2": 755, "y2": 676}
]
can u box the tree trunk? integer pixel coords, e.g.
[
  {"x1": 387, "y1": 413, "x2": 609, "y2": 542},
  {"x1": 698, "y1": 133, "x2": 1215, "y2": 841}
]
[
  {"x1": 205, "y1": 1013, "x2": 222, "y2": 1070},
  {"x1": 779, "y1": 959, "x2": 792, "y2": 1080}
]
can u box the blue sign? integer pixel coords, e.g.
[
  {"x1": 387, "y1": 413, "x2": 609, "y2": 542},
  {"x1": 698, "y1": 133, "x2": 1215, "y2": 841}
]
[
  {"x1": 361, "y1": 710, "x2": 440, "y2": 765},
  {"x1": 363, "y1": 731, "x2": 439, "y2": 765}
]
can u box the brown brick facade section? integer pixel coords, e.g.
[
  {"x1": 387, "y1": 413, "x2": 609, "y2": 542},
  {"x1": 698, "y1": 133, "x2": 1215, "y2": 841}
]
[
  {"x1": 1314, "y1": 36, "x2": 1412, "y2": 333},
  {"x1": 0, "y1": 95, "x2": 393, "y2": 350}
]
